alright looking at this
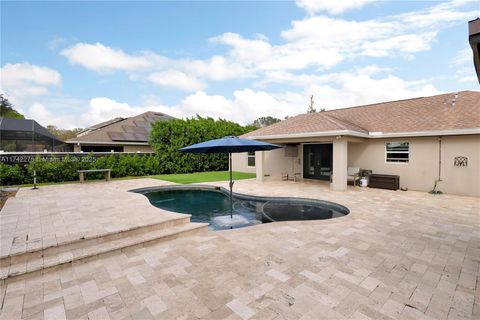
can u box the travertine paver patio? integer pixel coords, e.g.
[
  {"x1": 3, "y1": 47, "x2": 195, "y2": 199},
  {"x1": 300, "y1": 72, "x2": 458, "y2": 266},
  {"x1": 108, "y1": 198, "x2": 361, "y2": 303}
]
[
  {"x1": 0, "y1": 179, "x2": 184, "y2": 258},
  {"x1": 0, "y1": 178, "x2": 479, "y2": 320}
]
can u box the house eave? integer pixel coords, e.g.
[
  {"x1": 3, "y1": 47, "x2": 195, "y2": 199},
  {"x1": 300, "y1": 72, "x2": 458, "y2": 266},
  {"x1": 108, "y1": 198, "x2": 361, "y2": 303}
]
[
  {"x1": 247, "y1": 130, "x2": 369, "y2": 140},
  {"x1": 247, "y1": 128, "x2": 480, "y2": 140},
  {"x1": 66, "y1": 140, "x2": 150, "y2": 146},
  {"x1": 369, "y1": 128, "x2": 480, "y2": 138}
]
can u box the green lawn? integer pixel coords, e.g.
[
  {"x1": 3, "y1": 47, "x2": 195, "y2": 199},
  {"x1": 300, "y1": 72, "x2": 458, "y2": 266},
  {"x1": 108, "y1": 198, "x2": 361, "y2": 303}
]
[
  {"x1": 6, "y1": 171, "x2": 255, "y2": 188},
  {"x1": 151, "y1": 171, "x2": 256, "y2": 184}
]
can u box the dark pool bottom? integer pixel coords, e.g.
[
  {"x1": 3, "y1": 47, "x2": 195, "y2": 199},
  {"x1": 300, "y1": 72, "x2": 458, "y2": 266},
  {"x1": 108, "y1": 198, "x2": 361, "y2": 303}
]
[{"x1": 132, "y1": 185, "x2": 349, "y2": 230}]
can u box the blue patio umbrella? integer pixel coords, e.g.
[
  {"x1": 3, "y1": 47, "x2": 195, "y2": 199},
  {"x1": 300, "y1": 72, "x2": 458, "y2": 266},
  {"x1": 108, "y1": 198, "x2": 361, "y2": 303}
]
[{"x1": 179, "y1": 136, "x2": 282, "y2": 218}]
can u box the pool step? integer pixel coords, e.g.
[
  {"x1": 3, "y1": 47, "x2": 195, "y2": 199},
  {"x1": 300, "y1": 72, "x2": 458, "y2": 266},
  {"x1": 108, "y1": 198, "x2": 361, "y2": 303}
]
[{"x1": 0, "y1": 220, "x2": 208, "y2": 280}]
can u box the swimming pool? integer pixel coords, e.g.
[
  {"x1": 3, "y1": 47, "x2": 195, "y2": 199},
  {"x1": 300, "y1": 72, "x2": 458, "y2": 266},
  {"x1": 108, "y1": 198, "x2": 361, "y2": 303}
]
[{"x1": 132, "y1": 185, "x2": 349, "y2": 230}]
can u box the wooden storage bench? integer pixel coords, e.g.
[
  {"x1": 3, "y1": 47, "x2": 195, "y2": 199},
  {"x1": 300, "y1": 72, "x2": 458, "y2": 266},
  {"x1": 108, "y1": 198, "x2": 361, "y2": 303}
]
[{"x1": 368, "y1": 174, "x2": 399, "y2": 190}]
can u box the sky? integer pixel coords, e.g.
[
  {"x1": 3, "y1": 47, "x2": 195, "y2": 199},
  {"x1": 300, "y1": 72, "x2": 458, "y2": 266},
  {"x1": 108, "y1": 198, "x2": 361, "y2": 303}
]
[{"x1": 1, "y1": 0, "x2": 479, "y2": 129}]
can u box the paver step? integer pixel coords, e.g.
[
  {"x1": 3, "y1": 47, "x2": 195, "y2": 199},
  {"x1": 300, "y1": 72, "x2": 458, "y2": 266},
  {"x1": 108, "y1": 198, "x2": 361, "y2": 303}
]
[
  {"x1": 1, "y1": 215, "x2": 191, "y2": 259},
  {"x1": 1, "y1": 221, "x2": 208, "y2": 280}
]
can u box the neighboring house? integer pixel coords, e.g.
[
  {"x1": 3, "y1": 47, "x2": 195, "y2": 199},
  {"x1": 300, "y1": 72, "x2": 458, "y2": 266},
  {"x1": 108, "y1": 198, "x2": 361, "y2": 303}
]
[
  {"x1": 233, "y1": 91, "x2": 480, "y2": 197},
  {"x1": 0, "y1": 117, "x2": 65, "y2": 152},
  {"x1": 66, "y1": 111, "x2": 174, "y2": 152}
]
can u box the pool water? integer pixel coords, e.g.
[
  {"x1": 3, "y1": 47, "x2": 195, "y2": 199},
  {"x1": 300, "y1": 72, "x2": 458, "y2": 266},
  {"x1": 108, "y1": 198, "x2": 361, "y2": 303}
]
[{"x1": 135, "y1": 186, "x2": 349, "y2": 230}]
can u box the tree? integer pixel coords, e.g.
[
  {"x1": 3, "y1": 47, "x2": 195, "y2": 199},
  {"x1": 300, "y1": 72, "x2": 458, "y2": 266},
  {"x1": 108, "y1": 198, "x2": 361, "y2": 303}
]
[
  {"x1": 149, "y1": 116, "x2": 256, "y2": 174},
  {"x1": 252, "y1": 116, "x2": 281, "y2": 128},
  {"x1": 46, "y1": 125, "x2": 84, "y2": 141},
  {"x1": 0, "y1": 94, "x2": 24, "y2": 119},
  {"x1": 307, "y1": 94, "x2": 316, "y2": 113}
]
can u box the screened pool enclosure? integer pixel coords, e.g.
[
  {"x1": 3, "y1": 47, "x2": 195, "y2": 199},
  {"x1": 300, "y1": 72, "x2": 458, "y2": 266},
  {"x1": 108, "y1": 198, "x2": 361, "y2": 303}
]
[{"x1": 0, "y1": 118, "x2": 66, "y2": 152}]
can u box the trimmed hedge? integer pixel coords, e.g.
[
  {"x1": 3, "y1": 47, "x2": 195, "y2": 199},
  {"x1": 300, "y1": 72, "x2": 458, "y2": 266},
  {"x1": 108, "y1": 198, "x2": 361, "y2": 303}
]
[
  {"x1": 0, "y1": 117, "x2": 257, "y2": 185},
  {"x1": 0, "y1": 154, "x2": 160, "y2": 186},
  {"x1": 149, "y1": 116, "x2": 256, "y2": 173},
  {"x1": 0, "y1": 164, "x2": 26, "y2": 185}
]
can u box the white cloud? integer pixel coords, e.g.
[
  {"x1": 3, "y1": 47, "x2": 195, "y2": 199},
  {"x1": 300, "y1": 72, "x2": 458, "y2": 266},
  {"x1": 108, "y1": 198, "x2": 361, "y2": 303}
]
[
  {"x1": 73, "y1": 68, "x2": 441, "y2": 128},
  {"x1": 27, "y1": 103, "x2": 79, "y2": 128},
  {"x1": 281, "y1": 16, "x2": 393, "y2": 43},
  {"x1": 289, "y1": 72, "x2": 440, "y2": 112},
  {"x1": 28, "y1": 103, "x2": 55, "y2": 125},
  {"x1": 450, "y1": 47, "x2": 477, "y2": 84},
  {"x1": 56, "y1": 1, "x2": 475, "y2": 91},
  {"x1": 453, "y1": 47, "x2": 473, "y2": 65},
  {"x1": 458, "y1": 74, "x2": 477, "y2": 83},
  {"x1": 34, "y1": 96, "x2": 174, "y2": 129},
  {"x1": 180, "y1": 91, "x2": 234, "y2": 119},
  {"x1": 1, "y1": 62, "x2": 61, "y2": 88},
  {"x1": 47, "y1": 36, "x2": 68, "y2": 50},
  {"x1": 453, "y1": 66, "x2": 478, "y2": 84},
  {"x1": 148, "y1": 70, "x2": 205, "y2": 91},
  {"x1": 398, "y1": 1, "x2": 477, "y2": 28},
  {"x1": 26, "y1": 63, "x2": 442, "y2": 129},
  {"x1": 81, "y1": 97, "x2": 154, "y2": 125},
  {"x1": 255, "y1": 64, "x2": 392, "y2": 87},
  {"x1": 295, "y1": 0, "x2": 376, "y2": 15},
  {"x1": 0, "y1": 62, "x2": 61, "y2": 102},
  {"x1": 61, "y1": 42, "x2": 157, "y2": 72},
  {"x1": 186, "y1": 55, "x2": 250, "y2": 81},
  {"x1": 210, "y1": 33, "x2": 273, "y2": 67},
  {"x1": 311, "y1": 73, "x2": 441, "y2": 109},
  {"x1": 361, "y1": 32, "x2": 437, "y2": 57},
  {"x1": 256, "y1": 66, "x2": 442, "y2": 113},
  {"x1": 28, "y1": 0, "x2": 472, "y2": 129},
  {"x1": 60, "y1": 41, "x2": 252, "y2": 84},
  {"x1": 212, "y1": 31, "x2": 345, "y2": 71},
  {"x1": 279, "y1": 1, "x2": 474, "y2": 63},
  {"x1": 167, "y1": 89, "x2": 302, "y2": 124},
  {"x1": 211, "y1": 3, "x2": 472, "y2": 74}
]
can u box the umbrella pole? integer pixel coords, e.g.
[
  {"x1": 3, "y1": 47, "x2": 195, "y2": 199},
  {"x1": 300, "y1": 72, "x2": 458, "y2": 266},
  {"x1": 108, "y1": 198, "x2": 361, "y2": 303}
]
[{"x1": 229, "y1": 152, "x2": 233, "y2": 219}]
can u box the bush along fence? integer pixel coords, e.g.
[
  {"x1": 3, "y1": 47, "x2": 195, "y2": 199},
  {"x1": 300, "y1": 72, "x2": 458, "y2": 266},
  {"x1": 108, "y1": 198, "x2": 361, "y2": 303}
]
[
  {"x1": 0, "y1": 153, "x2": 160, "y2": 186},
  {"x1": 149, "y1": 116, "x2": 256, "y2": 174},
  {"x1": 0, "y1": 117, "x2": 257, "y2": 186},
  {"x1": 0, "y1": 152, "x2": 154, "y2": 165}
]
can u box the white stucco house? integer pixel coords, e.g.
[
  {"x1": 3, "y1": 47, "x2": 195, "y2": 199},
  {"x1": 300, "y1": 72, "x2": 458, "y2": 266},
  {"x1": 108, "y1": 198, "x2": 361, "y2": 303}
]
[{"x1": 232, "y1": 91, "x2": 480, "y2": 197}]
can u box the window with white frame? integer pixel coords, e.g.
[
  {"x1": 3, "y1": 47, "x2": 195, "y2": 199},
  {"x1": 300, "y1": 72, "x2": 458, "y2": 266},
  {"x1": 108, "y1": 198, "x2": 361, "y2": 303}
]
[
  {"x1": 247, "y1": 151, "x2": 255, "y2": 167},
  {"x1": 386, "y1": 142, "x2": 409, "y2": 163}
]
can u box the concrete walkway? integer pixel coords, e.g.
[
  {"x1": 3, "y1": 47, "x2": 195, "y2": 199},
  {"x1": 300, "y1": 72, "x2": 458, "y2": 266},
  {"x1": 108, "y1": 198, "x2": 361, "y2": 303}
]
[{"x1": 0, "y1": 178, "x2": 478, "y2": 320}]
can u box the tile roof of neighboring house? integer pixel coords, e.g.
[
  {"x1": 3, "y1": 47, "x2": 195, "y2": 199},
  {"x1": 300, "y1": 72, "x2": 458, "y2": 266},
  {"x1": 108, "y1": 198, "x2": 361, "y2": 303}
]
[
  {"x1": 245, "y1": 91, "x2": 480, "y2": 138},
  {"x1": 67, "y1": 111, "x2": 174, "y2": 144}
]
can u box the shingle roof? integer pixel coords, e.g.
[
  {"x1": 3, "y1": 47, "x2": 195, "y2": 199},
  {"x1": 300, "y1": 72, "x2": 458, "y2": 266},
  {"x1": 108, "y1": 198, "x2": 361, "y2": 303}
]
[
  {"x1": 245, "y1": 91, "x2": 480, "y2": 138},
  {"x1": 68, "y1": 111, "x2": 174, "y2": 144}
]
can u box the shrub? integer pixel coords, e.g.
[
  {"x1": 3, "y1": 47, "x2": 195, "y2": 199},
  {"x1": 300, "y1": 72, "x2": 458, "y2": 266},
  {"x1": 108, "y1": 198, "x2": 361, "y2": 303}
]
[
  {"x1": 149, "y1": 116, "x2": 256, "y2": 173},
  {"x1": 0, "y1": 163, "x2": 27, "y2": 185},
  {"x1": 1, "y1": 153, "x2": 160, "y2": 186}
]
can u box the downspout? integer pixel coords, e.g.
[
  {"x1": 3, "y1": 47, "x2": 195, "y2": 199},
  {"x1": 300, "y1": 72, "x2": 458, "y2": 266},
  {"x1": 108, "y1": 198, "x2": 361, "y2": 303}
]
[{"x1": 438, "y1": 136, "x2": 442, "y2": 181}]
